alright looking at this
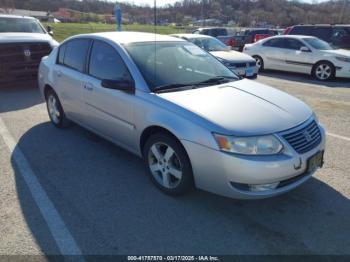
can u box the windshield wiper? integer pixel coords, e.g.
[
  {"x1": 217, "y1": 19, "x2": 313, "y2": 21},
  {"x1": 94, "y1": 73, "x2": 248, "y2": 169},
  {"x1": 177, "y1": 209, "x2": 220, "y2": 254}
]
[
  {"x1": 153, "y1": 76, "x2": 237, "y2": 93},
  {"x1": 193, "y1": 76, "x2": 238, "y2": 85},
  {"x1": 152, "y1": 83, "x2": 197, "y2": 93}
]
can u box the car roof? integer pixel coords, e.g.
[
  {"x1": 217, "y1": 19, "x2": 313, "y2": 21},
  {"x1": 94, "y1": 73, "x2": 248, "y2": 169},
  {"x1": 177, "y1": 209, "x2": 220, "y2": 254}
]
[
  {"x1": 70, "y1": 31, "x2": 186, "y2": 44},
  {"x1": 196, "y1": 27, "x2": 226, "y2": 30},
  {"x1": 267, "y1": 35, "x2": 317, "y2": 40},
  {"x1": 293, "y1": 24, "x2": 350, "y2": 27},
  {"x1": 0, "y1": 14, "x2": 35, "y2": 19},
  {"x1": 171, "y1": 33, "x2": 213, "y2": 39}
]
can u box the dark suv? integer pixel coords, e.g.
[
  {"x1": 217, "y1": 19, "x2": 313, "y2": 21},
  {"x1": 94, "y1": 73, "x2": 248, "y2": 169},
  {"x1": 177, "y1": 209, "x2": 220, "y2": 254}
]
[{"x1": 287, "y1": 25, "x2": 350, "y2": 49}]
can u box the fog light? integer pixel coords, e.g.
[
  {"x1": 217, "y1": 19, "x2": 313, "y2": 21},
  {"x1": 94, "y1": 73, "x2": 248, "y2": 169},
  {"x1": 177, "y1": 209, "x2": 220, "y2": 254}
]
[{"x1": 249, "y1": 182, "x2": 279, "y2": 192}]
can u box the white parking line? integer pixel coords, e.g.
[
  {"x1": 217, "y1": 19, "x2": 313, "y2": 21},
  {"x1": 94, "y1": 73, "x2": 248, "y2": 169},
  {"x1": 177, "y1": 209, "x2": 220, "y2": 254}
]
[
  {"x1": 0, "y1": 116, "x2": 84, "y2": 257},
  {"x1": 327, "y1": 132, "x2": 350, "y2": 142}
]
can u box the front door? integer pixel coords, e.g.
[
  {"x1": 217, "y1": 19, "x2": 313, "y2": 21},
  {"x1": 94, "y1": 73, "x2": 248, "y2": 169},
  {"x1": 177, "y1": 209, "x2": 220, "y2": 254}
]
[{"x1": 83, "y1": 40, "x2": 135, "y2": 148}]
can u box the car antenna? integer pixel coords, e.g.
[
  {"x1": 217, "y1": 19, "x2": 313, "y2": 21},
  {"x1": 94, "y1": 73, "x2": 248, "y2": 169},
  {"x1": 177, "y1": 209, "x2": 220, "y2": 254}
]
[{"x1": 153, "y1": 0, "x2": 157, "y2": 88}]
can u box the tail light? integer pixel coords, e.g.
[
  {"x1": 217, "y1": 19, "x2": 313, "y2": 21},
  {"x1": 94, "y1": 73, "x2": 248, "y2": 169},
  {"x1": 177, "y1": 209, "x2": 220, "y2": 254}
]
[{"x1": 226, "y1": 38, "x2": 236, "y2": 47}]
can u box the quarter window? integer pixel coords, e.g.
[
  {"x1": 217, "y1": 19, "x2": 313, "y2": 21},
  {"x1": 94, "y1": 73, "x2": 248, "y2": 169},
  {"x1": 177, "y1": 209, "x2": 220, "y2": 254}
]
[
  {"x1": 89, "y1": 41, "x2": 131, "y2": 81},
  {"x1": 63, "y1": 39, "x2": 91, "y2": 72}
]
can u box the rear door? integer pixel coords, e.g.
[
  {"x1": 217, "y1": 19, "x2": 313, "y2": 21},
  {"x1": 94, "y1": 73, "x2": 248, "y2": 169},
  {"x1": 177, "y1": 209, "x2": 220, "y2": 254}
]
[
  {"x1": 260, "y1": 38, "x2": 286, "y2": 70},
  {"x1": 54, "y1": 38, "x2": 91, "y2": 123},
  {"x1": 82, "y1": 40, "x2": 135, "y2": 148}
]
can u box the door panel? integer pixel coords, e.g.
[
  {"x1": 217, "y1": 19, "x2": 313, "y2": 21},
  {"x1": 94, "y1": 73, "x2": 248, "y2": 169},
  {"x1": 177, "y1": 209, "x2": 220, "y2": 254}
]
[
  {"x1": 82, "y1": 40, "x2": 135, "y2": 148},
  {"x1": 283, "y1": 39, "x2": 313, "y2": 74}
]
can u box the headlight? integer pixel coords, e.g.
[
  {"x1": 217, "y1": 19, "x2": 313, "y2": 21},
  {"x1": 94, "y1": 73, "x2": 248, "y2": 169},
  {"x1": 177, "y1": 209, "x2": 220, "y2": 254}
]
[
  {"x1": 217, "y1": 57, "x2": 232, "y2": 67},
  {"x1": 335, "y1": 56, "x2": 350, "y2": 63},
  {"x1": 213, "y1": 134, "x2": 283, "y2": 155},
  {"x1": 312, "y1": 112, "x2": 319, "y2": 123}
]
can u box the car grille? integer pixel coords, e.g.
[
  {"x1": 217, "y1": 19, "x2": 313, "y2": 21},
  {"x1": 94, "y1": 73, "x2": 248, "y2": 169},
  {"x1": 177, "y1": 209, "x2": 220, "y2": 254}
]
[
  {"x1": 0, "y1": 42, "x2": 51, "y2": 83},
  {"x1": 282, "y1": 120, "x2": 322, "y2": 154},
  {"x1": 229, "y1": 61, "x2": 256, "y2": 68}
]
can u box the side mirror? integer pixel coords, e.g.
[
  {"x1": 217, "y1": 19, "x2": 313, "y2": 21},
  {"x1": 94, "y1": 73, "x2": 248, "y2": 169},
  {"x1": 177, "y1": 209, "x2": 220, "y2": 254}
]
[
  {"x1": 101, "y1": 79, "x2": 135, "y2": 93},
  {"x1": 300, "y1": 46, "x2": 311, "y2": 52},
  {"x1": 47, "y1": 26, "x2": 54, "y2": 36}
]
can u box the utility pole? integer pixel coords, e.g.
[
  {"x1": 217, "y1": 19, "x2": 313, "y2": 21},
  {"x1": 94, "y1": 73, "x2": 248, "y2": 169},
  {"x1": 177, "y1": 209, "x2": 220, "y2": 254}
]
[{"x1": 339, "y1": 0, "x2": 348, "y2": 24}]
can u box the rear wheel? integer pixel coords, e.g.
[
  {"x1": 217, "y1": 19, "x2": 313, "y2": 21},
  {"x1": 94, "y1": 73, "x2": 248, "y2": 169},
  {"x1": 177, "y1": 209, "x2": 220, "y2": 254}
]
[
  {"x1": 143, "y1": 133, "x2": 194, "y2": 195},
  {"x1": 45, "y1": 89, "x2": 70, "y2": 128},
  {"x1": 312, "y1": 61, "x2": 335, "y2": 81},
  {"x1": 253, "y1": 55, "x2": 264, "y2": 71}
]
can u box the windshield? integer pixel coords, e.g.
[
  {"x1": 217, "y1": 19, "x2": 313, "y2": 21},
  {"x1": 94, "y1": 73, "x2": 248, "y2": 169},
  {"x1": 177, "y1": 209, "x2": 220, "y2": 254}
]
[
  {"x1": 304, "y1": 38, "x2": 334, "y2": 50},
  {"x1": 190, "y1": 37, "x2": 228, "y2": 52},
  {"x1": 124, "y1": 42, "x2": 238, "y2": 91},
  {"x1": 0, "y1": 17, "x2": 46, "y2": 34}
]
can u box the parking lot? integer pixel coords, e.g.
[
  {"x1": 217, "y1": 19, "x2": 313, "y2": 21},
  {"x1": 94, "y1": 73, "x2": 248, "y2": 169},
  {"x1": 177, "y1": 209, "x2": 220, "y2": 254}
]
[{"x1": 0, "y1": 72, "x2": 349, "y2": 256}]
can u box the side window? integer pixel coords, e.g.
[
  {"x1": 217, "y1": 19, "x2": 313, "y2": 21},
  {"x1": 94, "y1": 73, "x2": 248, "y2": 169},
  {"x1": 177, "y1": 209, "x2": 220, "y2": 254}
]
[
  {"x1": 63, "y1": 39, "x2": 91, "y2": 72},
  {"x1": 331, "y1": 28, "x2": 350, "y2": 45},
  {"x1": 89, "y1": 41, "x2": 131, "y2": 81},
  {"x1": 193, "y1": 30, "x2": 200, "y2": 34},
  {"x1": 312, "y1": 27, "x2": 332, "y2": 41},
  {"x1": 57, "y1": 44, "x2": 66, "y2": 64},
  {"x1": 284, "y1": 39, "x2": 305, "y2": 50},
  {"x1": 263, "y1": 38, "x2": 284, "y2": 48},
  {"x1": 291, "y1": 26, "x2": 312, "y2": 35}
]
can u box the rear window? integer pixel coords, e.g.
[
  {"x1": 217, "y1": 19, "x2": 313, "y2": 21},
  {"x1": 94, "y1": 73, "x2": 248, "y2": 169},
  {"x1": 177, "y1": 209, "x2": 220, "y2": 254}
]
[
  {"x1": 290, "y1": 26, "x2": 312, "y2": 35},
  {"x1": 263, "y1": 38, "x2": 284, "y2": 48},
  {"x1": 62, "y1": 39, "x2": 91, "y2": 72}
]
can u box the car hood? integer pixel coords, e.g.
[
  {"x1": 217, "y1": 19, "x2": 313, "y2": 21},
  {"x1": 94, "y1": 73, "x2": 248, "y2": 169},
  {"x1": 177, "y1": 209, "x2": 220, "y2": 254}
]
[
  {"x1": 210, "y1": 50, "x2": 255, "y2": 62},
  {"x1": 0, "y1": 33, "x2": 54, "y2": 43},
  {"x1": 157, "y1": 79, "x2": 312, "y2": 135},
  {"x1": 322, "y1": 49, "x2": 350, "y2": 57}
]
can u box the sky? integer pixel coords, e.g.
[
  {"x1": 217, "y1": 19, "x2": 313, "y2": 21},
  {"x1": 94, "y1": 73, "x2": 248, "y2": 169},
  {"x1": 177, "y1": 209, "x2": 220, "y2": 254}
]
[{"x1": 116, "y1": 0, "x2": 326, "y2": 7}]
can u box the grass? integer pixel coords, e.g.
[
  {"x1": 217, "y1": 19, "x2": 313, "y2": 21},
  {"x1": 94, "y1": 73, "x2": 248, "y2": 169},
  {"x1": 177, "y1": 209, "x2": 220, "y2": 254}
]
[{"x1": 44, "y1": 23, "x2": 185, "y2": 42}]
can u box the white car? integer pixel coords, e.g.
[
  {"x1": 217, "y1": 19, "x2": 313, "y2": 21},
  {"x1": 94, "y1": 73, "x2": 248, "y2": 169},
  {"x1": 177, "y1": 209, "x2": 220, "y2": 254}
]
[
  {"x1": 172, "y1": 34, "x2": 258, "y2": 78},
  {"x1": 243, "y1": 35, "x2": 350, "y2": 81}
]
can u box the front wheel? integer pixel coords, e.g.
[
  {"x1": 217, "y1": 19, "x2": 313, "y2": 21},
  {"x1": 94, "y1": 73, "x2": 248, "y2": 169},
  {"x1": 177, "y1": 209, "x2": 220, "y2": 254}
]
[
  {"x1": 143, "y1": 133, "x2": 194, "y2": 195},
  {"x1": 253, "y1": 55, "x2": 264, "y2": 71},
  {"x1": 312, "y1": 61, "x2": 335, "y2": 81}
]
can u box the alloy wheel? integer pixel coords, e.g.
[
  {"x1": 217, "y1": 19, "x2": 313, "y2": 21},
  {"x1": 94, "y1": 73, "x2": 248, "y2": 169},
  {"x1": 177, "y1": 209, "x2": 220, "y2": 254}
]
[
  {"x1": 315, "y1": 63, "x2": 332, "y2": 80},
  {"x1": 47, "y1": 94, "x2": 60, "y2": 124},
  {"x1": 148, "y1": 142, "x2": 183, "y2": 189}
]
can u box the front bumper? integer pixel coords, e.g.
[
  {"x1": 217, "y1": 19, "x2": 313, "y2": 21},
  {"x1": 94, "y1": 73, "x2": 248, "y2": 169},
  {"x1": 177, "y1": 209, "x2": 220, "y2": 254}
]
[
  {"x1": 181, "y1": 124, "x2": 326, "y2": 199},
  {"x1": 335, "y1": 63, "x2": 350, "y2": 78},
  {"x1": 230, "y1": 66, "x2": 258, "y2": 78}
]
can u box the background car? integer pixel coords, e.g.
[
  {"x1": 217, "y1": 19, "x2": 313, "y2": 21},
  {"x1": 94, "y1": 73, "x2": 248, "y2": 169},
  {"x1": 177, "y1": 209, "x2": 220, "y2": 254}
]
[
  {"x1": 285, "y1": 24, "x2": 350, "y2": 50},
  {"x1": 172, "y1": 34, "x2": 258, "y2": 78},
  {"x1": 39, "y1": 32, "x2": 325, "y2": 200},
  {"x1": 0, "y1": 14, "x2": 58, "y2": 86},
  {"x1": 192, "y1": 27, "x2": 238, "y2": 50},
  {"x1": 243, "y1": 35, "x2": 350, "y2": 81}
]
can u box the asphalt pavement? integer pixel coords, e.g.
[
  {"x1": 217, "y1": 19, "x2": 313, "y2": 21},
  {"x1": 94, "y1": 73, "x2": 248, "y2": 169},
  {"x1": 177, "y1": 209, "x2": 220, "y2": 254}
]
[{"x1": 0, "y1": 72, "x2": 349, "y2": 256}]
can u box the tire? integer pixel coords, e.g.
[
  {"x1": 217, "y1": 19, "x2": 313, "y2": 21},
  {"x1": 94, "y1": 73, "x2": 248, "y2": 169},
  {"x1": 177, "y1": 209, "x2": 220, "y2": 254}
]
[
  {"x1": 253, "y1": 55, "x2": 264, "y2": 71},
  {"x1": 312, "y1": 61, "x2": 335, "y2": 81},
  {"x1": 143, "y1": 133, "x2": 194, "y2": 195},
  {"x1": 45, "y1": 89, "x2": 71, "y2": 128}
]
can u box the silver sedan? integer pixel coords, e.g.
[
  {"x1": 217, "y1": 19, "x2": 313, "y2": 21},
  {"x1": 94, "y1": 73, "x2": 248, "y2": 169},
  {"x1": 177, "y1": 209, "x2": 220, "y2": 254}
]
[{"x1": 38, "y1": 32, "x2": 326, "y2": 199}]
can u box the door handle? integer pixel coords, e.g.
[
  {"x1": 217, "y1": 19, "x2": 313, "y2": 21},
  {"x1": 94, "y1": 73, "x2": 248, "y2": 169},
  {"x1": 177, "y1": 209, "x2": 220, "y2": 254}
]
[
  {"x1": 57, "y1": 70, "x2": 62, "y2": 77},
  {"x1": 84, "y1": 83, "x2": 94, "y2": 91}
]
